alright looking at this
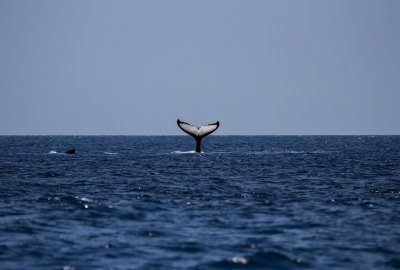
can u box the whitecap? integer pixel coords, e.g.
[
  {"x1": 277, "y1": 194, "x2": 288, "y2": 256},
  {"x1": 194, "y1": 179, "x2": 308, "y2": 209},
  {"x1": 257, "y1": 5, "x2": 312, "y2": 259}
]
[
  {"x1": 231, "y1": 256, "x2": 248, "y2": 264},
  {"x1": 287, "y1": 150, "x2": 305, "y2": 154},
  {"x1": 76, "y1": 197, "x2": 93, "y2": 202},
  {"x1": 104, "y1": 152, "x2": 118, "y2": 155}
]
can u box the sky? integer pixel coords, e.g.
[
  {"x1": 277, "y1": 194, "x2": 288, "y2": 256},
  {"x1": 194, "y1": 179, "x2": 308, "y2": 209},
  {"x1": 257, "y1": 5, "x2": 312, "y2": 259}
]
[{"x1": 1, "y1": 0, "x2": 399, "y2": 135}]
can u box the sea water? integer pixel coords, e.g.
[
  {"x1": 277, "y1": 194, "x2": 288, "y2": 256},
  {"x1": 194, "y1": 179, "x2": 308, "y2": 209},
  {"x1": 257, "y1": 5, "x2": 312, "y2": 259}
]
[{"x1": 0, "y1": 136, "x2": 399, "y2": 269}]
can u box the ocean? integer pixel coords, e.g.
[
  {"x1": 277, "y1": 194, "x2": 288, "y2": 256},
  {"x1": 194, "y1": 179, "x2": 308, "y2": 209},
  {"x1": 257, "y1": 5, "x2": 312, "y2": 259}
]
[{"x1": 0, "y1": 135, "x2": 399, "y2": 269}]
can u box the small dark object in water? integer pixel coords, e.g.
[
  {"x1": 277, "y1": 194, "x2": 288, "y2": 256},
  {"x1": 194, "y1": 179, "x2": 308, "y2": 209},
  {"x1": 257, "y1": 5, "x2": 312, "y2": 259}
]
[{"x1": 65, "y1": 149, "x2": 76, "y2": 154}]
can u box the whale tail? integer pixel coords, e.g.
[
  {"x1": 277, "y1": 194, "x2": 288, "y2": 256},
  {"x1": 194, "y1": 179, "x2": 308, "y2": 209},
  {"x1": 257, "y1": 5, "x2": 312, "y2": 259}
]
[{"x1": 177, "y1": 119, "x2": 220, "y2": 152}]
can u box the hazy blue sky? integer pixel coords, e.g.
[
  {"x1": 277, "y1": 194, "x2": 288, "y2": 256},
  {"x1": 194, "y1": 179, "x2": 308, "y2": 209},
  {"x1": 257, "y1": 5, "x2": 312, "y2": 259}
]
[{"x1": 1, "y1": 0, "x2": 399, "y2": 135}]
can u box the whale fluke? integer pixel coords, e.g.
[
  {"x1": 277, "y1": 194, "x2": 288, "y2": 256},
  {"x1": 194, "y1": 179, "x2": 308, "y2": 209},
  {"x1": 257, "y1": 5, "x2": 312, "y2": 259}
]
[
  {"x1": 177, "y1": 119, "x2": 219, "y2": 152},
  {"x1": 65, "y1": 149, "x2": 76, "y2": 154}
]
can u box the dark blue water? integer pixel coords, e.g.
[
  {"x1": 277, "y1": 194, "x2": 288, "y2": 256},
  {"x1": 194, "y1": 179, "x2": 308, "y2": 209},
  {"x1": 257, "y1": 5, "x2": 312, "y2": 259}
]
[{"x1": 0, "y1": 136, "x2": 399, "y2": 269}]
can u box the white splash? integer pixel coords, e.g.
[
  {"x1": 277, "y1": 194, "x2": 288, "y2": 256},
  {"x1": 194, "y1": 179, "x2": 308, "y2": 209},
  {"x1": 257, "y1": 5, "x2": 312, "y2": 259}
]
[{"x1": 172, "y1": 150, "x2": 201, "y2": 154}]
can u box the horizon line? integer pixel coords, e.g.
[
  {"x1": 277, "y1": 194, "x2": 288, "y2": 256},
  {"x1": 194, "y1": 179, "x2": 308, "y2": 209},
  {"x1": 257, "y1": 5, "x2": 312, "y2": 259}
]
[{"x1": 0, "y1": 134, "x2": 399, "y2": 136}]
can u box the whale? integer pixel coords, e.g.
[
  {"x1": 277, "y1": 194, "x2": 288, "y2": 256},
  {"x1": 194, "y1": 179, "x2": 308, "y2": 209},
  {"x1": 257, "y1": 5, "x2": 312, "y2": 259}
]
[{"x1": 177, "y1": 119, "x2": 220, "y2": 153}]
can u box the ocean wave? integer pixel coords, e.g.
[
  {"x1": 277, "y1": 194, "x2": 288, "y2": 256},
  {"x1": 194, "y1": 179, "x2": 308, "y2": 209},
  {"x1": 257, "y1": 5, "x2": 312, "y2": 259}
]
[
  {"x1": 207, "y1": 250, "x2": 308, "y2": 269},
  {"x1": 248, "y1": 150, "x2": 337, "y2": 155},
  {"x1": 39, "y1": 195, "x2": 112, "y2": 210}
]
